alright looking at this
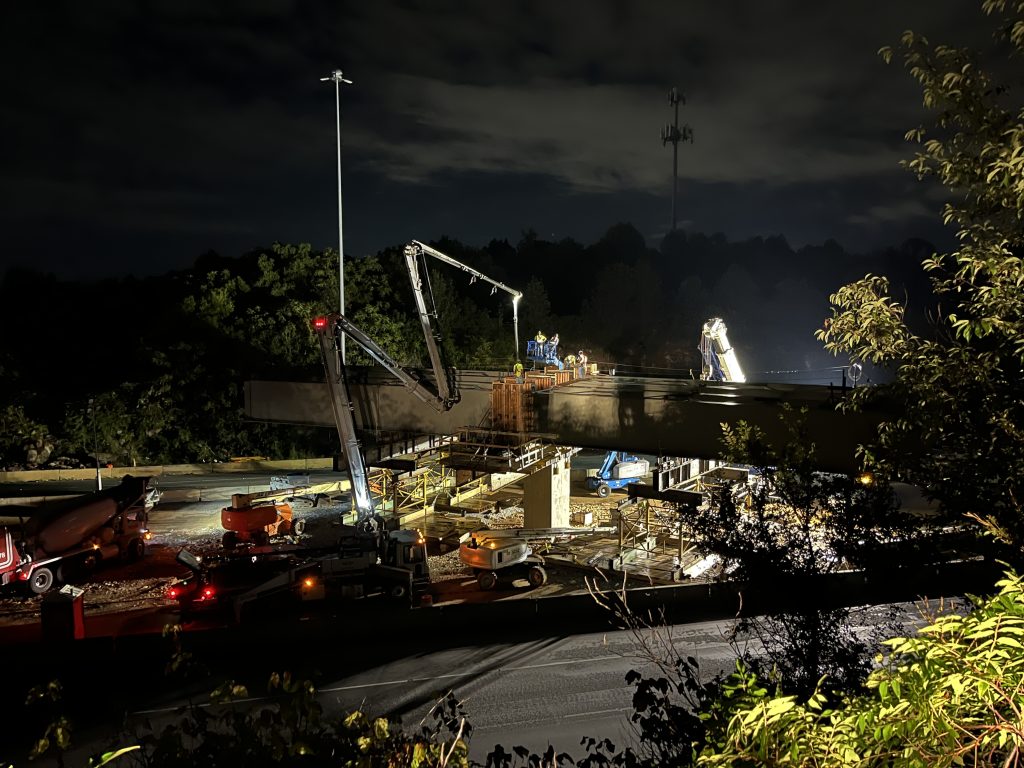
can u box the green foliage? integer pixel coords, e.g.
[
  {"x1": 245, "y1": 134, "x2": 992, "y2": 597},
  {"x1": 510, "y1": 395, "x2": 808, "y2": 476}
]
[
  {"x1": 17, "y1": 581, "x2": 1024, "y2": 768},
  {"x1": 119, "y1": 673, "x2": 471, "y2": 767},
  {"x1": 23, "y1": 680, "x2": 72, "y2": 766},
  {"x1": 819, "y1": 0, "x2": 1024, "y2": 545},
  {"x1": 61, "y1": 384, "x2": 175, "y2": 467},
  {"x1": 0, "y1": 405, "x2": 50, "y2": 467},
  {"x1": 669, "y1": 409, "x2": 917, "y2": 698},
  {"x1": 697, "y1": 571, "x2": 1024, "y2": 767}
]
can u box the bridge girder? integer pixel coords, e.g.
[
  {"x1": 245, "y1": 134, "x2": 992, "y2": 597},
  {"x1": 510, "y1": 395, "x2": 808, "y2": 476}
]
[{"x1": 245, "y1": 370, "x2": 888, "y2": 474}]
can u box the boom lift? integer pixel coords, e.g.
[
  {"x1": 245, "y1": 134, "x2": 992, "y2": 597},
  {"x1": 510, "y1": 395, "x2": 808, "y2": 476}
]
[
  {"x1": 586, "y1": 451, "x2": 650, "y2": 498},
  {"x1": 525, "y1": 338, "x2": 564, "y2": 369},
  {"x1": 459, "y1": 526, "x2": 615, "y2": 590},
  {"x1": 586, "y1": 317, "x2": 747, "y2": 498},
  {"x1": 699, "y1": 317, "x2": 746, "y2": 383}
]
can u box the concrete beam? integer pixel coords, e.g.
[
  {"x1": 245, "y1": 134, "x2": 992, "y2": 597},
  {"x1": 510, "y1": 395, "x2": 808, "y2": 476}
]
[
  {"x1": 536, "y1": 375, "x2": 888, "y2": 473},
  {"x1": 246, "y1": 371, "x2": 890, "y2": 474},
  {"x1": 245, "y1": 370, "x2": 495, "y2": 434}
]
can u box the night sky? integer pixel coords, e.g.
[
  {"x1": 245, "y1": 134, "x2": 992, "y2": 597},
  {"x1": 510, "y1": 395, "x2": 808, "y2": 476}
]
[{"x1": 1, "y1": 1, "x2": 989, "y2": 282}]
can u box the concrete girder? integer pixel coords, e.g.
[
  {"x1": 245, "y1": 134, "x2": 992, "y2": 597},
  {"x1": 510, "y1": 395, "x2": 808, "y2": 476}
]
[
  {"x1": 245, "y1": 371, "x2": 890, "y2": 474},
  {"x1": 533, "y1": 374, "x2": 888, "y2": 473}
]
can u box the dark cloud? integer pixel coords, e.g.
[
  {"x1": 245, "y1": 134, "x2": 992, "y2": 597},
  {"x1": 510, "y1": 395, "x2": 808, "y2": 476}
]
[{"x1": 0, "y1": 0, "x2": 990, "y2": 279}]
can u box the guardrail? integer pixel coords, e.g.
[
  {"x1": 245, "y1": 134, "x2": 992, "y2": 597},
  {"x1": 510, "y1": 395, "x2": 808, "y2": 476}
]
[{"x1": 0, "y1": 457, "x2": 335, "y2": 484}]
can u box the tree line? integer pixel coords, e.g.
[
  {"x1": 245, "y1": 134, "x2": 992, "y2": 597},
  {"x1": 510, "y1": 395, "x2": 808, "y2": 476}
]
[{"x1": 0, "y1": 227, "x2": 931, "y2": 469}]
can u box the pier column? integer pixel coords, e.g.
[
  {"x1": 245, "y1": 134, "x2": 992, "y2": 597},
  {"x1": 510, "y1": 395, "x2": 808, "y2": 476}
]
[{"x1": 523, "y1": 457, "x2": 571, "y2": 528}]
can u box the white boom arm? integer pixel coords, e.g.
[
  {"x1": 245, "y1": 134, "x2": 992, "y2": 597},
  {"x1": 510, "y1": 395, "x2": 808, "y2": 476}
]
[
  {"x1": 316, "y1": 316, "x2": 376, "y2": 518},
  {"x1": 700, "y1": 317, "x2": 746, "y2": 383},
  {"x1": 408, "y1": 240, "x2": 524, "y2": 358}
]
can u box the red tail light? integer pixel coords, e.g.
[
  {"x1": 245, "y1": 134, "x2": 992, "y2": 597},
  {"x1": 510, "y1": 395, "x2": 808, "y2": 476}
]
[
  {"x1": 168, "y1": 587, "x2": 179, "y2": 599},
  {"x1": 313, "y1": 316, "x2": 328, "y2": 331},
  {"x1": 201, "y1": 586, "x2": 215, "y2": 600}
]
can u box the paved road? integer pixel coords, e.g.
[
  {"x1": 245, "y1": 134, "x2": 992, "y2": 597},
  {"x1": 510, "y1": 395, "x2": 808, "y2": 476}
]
[
  {"x1": 0, "y1": 470, "x2": 345, "y2": 500},
  {"x1": 36, "y1": 604, "x2": 917, "y2": 766}
]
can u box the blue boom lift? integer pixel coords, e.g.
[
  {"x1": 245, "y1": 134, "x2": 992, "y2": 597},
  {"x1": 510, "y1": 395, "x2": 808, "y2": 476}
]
[
  {"x1": 585, "y1": 451, "x2": 650, "y2": 498},
  {"x1": 525, "y1": 339, "x2": 564, "y2": 370}
]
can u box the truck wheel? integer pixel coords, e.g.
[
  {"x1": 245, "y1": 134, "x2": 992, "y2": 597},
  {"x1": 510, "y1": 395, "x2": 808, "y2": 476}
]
[
  {"x1": 28, "y1": 567, "x2": 55, "y2": 595},
  {"x1": 597, "y1": 483, "x2": 611, "y2": 498},
  {"x1": 527, "y1": 565, "x2": 548, "y2": 588},
  {"x1": 222, "y1": 531, "x2": 239, "y2": 549},
  {"x1": 126, "y1": 538, "x2": 146, "y2": 562},
  {"x1": 477, "y1": 571, "x2": 498, "y2": 590},
  {"x1": 389, "y1": 583, "x2": 408, "y2": 600}
]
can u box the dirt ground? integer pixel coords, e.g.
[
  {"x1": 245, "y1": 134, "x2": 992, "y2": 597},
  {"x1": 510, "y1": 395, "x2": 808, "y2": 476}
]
[{"x1": 0, "y1": 488, "x2": 623, "y2": 629}]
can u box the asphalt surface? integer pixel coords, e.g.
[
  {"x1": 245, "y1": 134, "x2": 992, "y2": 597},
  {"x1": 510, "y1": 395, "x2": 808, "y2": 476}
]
[{"x1": 23, "y1": 605, "x2": 926, "y2": 766}]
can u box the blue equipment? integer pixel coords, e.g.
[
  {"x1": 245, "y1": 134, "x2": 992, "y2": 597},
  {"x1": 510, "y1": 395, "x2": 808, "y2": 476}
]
[
  {"x1": 525, "y1": 339, "x2": 564, "y2": 370},
  {"x1": 585, "y1": 451, "x2": 650, "y2": 498}
]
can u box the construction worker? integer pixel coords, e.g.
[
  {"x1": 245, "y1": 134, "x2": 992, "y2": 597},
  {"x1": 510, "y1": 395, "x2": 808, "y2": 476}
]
[
  {"x1": 534, "y1": 330, "x2": 548, "y2": 360},
  {"x1": 513, "y1": 361, "x2": 524, "y2": 382},
  {"x1": 545, "y1": 332, "x2": 559, "y2": 359},
  {"x1": 578, "y1": 349, "x2": 588, "y2": 373},
  {"x1": 564, "y1": 352, "x2": 577, "y2": 368}
]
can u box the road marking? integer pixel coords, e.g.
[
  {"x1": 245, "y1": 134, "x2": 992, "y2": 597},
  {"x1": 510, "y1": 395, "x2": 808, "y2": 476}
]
[
  {"x1": 474, "y1": 707, "x2": 632, "y2": 732},
  {"x1": 320, "y1": 654, "x2": 624, "y2": 692},
  {"x1": 321, "y1": 673, "x2": 464, "y2": 692},
  {"x1": 564, "y1": 707, "x2": 632, "y2": 719},
  {"x1": 505, "y1": 654, "x2": 621, "y2": 671},
  {"x1": 134, "y1": 653, "x2": 630, "y2": 714}
]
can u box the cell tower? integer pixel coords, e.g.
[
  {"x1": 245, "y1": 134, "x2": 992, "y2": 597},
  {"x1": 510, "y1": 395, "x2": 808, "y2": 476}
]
[{"x1": 660, "y1": 87, "x2": 694, "y2": 232}]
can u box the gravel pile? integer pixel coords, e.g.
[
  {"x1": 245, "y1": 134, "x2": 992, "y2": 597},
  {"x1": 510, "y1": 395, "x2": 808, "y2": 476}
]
[
  {"x1": 479, "y1": 505, "x2": 525, "y2": 528},
  {"x1": 428, "y1": 550, "x2": 470, "y2": 581}
]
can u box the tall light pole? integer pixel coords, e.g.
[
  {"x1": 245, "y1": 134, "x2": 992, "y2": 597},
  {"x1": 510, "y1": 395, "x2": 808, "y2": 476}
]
[
  {"x1": 320, "y1": 69, "x2": 353, "y2": 363},
  {"x1": 87, "y1": 398, "x2": 102, "y2": 491}
]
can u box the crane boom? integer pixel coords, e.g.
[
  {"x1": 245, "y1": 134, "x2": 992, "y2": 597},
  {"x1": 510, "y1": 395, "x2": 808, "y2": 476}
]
[
  {"x1": 700, "y1": 317, "x2": 746, "y2": 383},
  {"x1": 315, "y1": 316, "x2": 375, "y2": 518},
  {"x1": 408, "y1": 240, "x2": 524, "y2": 357},
  {"x1": 312, "y1": 241, "x2": 523, "y2": 519},
  {"x1": 403, "y1": 244, "x2": 456, "y2": 409},
  {"x1": 331, "y1": 311, "x2": 451, "y2": 412}
]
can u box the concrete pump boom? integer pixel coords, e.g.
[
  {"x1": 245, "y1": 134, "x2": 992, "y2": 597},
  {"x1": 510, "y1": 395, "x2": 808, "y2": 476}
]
[
  {"x1": 330, "y1": 312, "x2": 453, "y2": 412},
  {"x1": 315, "y1": 315, "x2": 376, "y2": 518},
  {"x1": 403, "y1": 243, "x2": 457, "y2": 408},
  {"x1": 313, "y1": 241, "x2": 523, "y2": 519},
  {"x1": 407, "y1": 240, "x2": 524, "y2": 358}
]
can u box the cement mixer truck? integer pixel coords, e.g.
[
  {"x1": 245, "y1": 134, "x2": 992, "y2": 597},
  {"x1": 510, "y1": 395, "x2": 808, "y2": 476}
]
[{"x1": 0, "y1": 475, "x2": 153, "y2": 595}]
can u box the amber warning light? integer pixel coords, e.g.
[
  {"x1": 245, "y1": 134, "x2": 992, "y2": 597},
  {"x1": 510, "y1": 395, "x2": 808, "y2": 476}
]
[{"x1": 313, "y1": 316, "x2": 328, "y2": 331}]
